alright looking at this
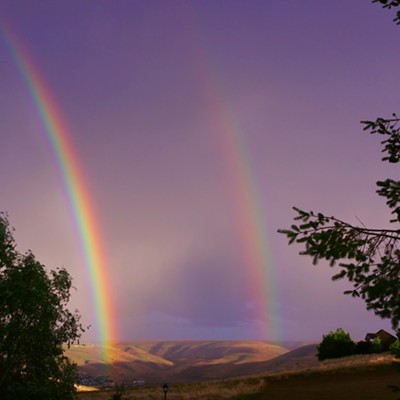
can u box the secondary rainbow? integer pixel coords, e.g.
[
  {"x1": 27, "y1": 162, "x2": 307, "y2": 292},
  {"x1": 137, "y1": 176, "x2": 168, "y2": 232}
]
[
  {"x1": 1, "y1": 23, "x2": 115, "y2": 359},
  {"x1": 210, "y1": 81, "x2": 280, "y2": 341},
  {"x1": 188, "y1": 12, "x2": 280, "y2": 340}
]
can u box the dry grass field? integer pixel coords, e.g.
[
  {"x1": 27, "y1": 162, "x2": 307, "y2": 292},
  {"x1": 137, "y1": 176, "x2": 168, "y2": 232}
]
[
  {"x1": 77, "y1": 352, "x2": 400, "y2": 400},
  {"x1": 78, "y1": 377, "x2": 265, "y2": 400},
  {"x1": 243, "y1": 367, "x2": 400, "y2": 400}
]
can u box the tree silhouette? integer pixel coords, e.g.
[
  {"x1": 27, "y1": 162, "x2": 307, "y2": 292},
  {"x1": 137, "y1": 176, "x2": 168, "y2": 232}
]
[
  {"x1": 0, "y1": 213, "x2": 83, "y2": 400},
  {"x1": 372, "y1": 0, "x2": 400, "y2": 25},
  {"x1": 279, "y1": 1, "x2": 400, "y2": 334}
]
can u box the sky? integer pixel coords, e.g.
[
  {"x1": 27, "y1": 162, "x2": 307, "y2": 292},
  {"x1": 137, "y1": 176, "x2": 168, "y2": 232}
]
[{"x1": 0, "y1": 0, "x2": 399, "y2": 343}]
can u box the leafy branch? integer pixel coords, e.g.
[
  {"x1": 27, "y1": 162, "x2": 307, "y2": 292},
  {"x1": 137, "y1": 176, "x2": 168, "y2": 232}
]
[
  {"x1": 279, "y1": 207, "x2": 400, "y2": 329},
  {"x1": 372, "y1": 0, "x2": 400, "y2": 24},
  {"x1": 279, "y1": 114, "x2": 400, "y2": 332},
  {"x1": 362, "y1": 114, "x2": 400, "y2": 162}
]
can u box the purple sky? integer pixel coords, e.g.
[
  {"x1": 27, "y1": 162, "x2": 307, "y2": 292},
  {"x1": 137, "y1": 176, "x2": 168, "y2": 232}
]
[{"x1": 0, "y1": 0, "x2": 399, "y2": 343}]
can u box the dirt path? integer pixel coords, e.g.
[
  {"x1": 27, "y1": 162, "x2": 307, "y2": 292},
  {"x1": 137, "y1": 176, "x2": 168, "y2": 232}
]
[{"x1": 244, "y1": 367, "x2": 400, "y2": 400}]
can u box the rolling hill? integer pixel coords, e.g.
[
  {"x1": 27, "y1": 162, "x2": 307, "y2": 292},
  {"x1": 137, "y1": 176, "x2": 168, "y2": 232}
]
[{"x1": 66, "y1": 340, "x2": 292, "y2": 384}]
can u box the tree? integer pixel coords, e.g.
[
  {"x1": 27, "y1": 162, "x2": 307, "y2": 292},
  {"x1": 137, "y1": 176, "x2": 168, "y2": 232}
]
[
  {"x1": 279, "y1": 117, "x2": 400, "y2": 332},
  {"x1": 0, "y1": 213, "x2": 83, "y2": 400},
  {"x1": 317, "y1": 328, "x2": 355, "y2": 361},
  {"x1": 279, "y1": 1, "x2": 400, "y2": 334},
  {"x1": 372, "y1": 0, "x2": 400, "y2": 25}
]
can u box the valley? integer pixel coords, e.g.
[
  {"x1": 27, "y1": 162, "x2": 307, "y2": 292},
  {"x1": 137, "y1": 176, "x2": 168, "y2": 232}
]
[
  {"x1": 67, "y1": 340, "x2": 294, "y2": 386},
  {"x1": 69, "y1": 341, "x2": 399, "y2": 400}
]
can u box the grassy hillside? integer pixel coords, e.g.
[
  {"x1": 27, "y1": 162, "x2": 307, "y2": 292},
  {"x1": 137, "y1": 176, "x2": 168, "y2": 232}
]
[
  {"x1": 136, "y1": 340, "x2": 287, "y2": 365},
  {"x1": 68, "y1": 343, "x2": 173, "y2": 366},
  {"x1": 66, "y1": 340, "x2": 288, "y2": 384},
  {"x1": 77, "y1": 352, "x2": 400, "y2": 400}
]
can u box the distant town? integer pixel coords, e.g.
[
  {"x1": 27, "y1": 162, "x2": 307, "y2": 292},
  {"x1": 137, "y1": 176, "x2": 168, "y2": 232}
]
[{"x1": 78, "y1": 374, "x2": 145, "y2": 389}]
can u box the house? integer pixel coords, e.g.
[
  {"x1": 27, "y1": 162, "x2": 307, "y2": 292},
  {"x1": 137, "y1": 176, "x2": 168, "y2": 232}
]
[{"x1": 365, "y1": 329, "x2": 397, "y2": 351}]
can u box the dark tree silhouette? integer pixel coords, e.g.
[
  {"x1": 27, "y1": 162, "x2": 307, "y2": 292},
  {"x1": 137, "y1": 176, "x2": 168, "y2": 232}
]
[
  {"x1": 279, "y1": 1, "x2": 400, "y2": 333},
  {"x1": 372, "y1": 0, "x2": 400, "y2": 24},
  {"x1": 0, "y1": 213, "x2": 83, "y2": 400}
]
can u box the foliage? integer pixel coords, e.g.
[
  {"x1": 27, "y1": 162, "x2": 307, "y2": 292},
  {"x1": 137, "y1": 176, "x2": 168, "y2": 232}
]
[
  {"x1": 373, "y1": 0, "x2": 400, "y2": 24},
  {"x1": 0, "y1": 213, "x2": 83, "y2": 400},
  {"x1": 317, "y1": 328, "x2": 355, "y2": 361},
  {"x1": 280, "y1": 1, "x2": 400, "y2": 338},
  {"x1": 390, "y1": 339, "x2": 400, "y2": 357},
  {"x1": 372, "y1": 336, "x2": 383, "y2": 353},
  {"x1": 109, "y1": 385, "x2": 128, "y2": 400},
  {"x1": 354, "y1": 340, "x2": 373, "y2": 355},
  {"x1": 278, "y1": 115, "x2": 400, "y2": 331}
]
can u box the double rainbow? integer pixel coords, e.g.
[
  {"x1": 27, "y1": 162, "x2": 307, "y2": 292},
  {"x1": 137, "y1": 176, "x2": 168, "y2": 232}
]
[
  {"x1": 1, "y1": 24, "x2": 115, "y2": 360},
  {"x1": 2, "y1": 9, "x2": 280, "y2": 344}
]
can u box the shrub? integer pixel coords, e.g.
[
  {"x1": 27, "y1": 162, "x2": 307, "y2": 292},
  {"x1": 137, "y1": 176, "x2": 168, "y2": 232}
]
[
  {"x1": 109, "y1": 385, "x2": 128, "y2": 400},
  {"x1": 354, "y1": 340, "x2": 372, "y2": 355},
  {"x1": 372, "y1": 336, "x2": 383, "y2": 353},
  {"x1": 390, "y1": 339, "x2": 400, "y2": 358},
  {"x1": 317, "y1": 328, "x2": 355, "y2": 361}
]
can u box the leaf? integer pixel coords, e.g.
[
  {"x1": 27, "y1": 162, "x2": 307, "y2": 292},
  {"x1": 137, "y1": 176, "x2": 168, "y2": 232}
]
[{"x1": 332, "y1": 270, "x2": 346, "y2": 281}]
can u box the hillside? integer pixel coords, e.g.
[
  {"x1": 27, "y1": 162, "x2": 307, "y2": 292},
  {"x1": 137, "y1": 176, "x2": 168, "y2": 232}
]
[
  {"x1": 163, "y1": 343, "x2": 319, "y2": 383},
  {"x1": 66, "y1": 340, "x2": 289, "y2": 384},
  {"x1": 77, "y1": 352, "x2": 399, "y2": 400}
]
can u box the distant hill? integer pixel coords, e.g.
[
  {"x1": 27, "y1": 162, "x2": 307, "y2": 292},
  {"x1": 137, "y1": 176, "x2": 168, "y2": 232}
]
[
  {"x1": 259, "y1": 344, "x2": 319, "y2": 372},
  {"x1": 66, "y1": 341, "x2": 321, "y2": 385},
  {"x1": 168, "y1": 344, "x2": 319, "y2": 382}
]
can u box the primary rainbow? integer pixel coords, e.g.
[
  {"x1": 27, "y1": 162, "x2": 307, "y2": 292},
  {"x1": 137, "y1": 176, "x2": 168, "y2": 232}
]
[{"x1": 1, "y1": 23, "x2": 115, "y2": 360}]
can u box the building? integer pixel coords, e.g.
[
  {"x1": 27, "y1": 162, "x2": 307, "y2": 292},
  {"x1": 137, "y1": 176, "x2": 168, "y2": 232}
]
[{"x1": 365, "y1": 329, "x2": 397, "y2": 351}]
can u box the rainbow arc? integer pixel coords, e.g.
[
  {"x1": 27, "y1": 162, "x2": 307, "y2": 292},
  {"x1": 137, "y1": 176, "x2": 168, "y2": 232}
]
[{"x1": 1, "y1": 23, "x2": 115, "y2": 361}]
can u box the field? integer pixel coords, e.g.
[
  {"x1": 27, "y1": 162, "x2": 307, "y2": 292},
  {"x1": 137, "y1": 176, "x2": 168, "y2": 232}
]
[
  {"x1": 72, "y1": 341, "x2": 400, "y2": 399},
  {"x1": 243, "y1": 367, "x2": 400, "y2": 400},
  {"x1": 77, "y1": 360, "x2": 400, "y2": 400}
]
